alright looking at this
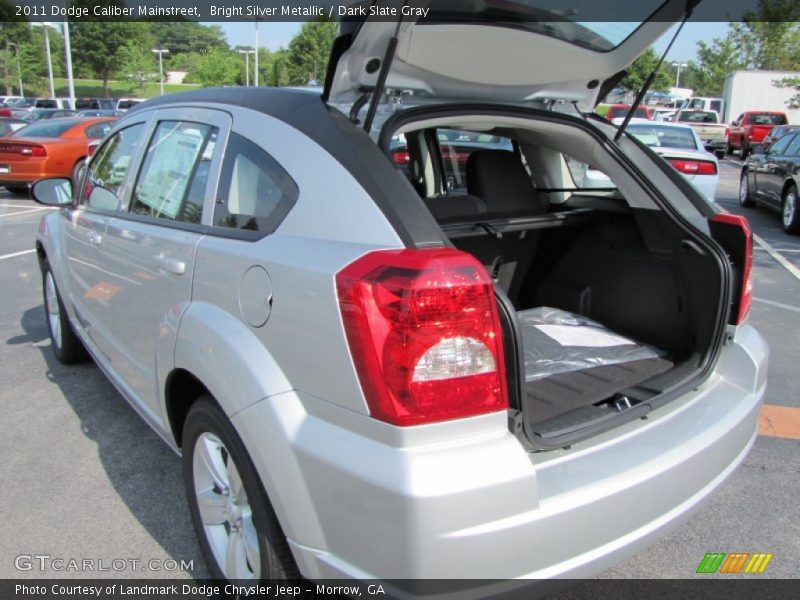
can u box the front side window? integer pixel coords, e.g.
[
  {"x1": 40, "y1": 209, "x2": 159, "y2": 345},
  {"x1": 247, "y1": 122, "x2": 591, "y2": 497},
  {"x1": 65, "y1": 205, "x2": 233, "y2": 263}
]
[
  {"x1": 82, "y1": 123, "x2": 146, "y2": 211},
  {"x1": 213, "y1": 133, "x2": 297, "y2": 234},
  {"x1": 131, "y1": 121, "x2": 217, "y2": 224},
  {"x1": 784, "y1": 135, "x2": 800, "y2": 157}
]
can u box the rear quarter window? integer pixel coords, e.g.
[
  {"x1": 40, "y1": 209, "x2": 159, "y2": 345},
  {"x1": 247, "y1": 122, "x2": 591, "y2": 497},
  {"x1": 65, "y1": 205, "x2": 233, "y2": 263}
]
[{"x1": 212, "y1": 133, "x2": 298, "y2": 236}]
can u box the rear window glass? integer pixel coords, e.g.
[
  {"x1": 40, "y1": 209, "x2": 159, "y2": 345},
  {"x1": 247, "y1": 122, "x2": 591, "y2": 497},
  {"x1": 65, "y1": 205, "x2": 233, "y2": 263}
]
[
  {"x1": 678, "y1": 111, "x2": 718, "y2": 123},
  {"x1": 75, "y1": 99, "x2": 100, "y2": 110},
  {"x1": 627, "y1": 124, "x2": 698, "y2": 149},
  {"x1": 750, "y1": 114, "x2": 787, "y2": 125},
  {"x1": 118, "y1": 100, "x2": 141, "y2": 110},
  {"x1": 608, "y1": 107, "x2": 650, "y2": 119},
  {"x1": 12, "y1": 120, "x2": 77, "y2": 138}
]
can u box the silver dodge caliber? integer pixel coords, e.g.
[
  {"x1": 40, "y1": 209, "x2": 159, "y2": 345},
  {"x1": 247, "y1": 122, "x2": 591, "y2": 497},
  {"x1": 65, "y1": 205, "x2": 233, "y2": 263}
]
[{"x1": 33, "y1": 0, "x2": 767, "y2": 586}]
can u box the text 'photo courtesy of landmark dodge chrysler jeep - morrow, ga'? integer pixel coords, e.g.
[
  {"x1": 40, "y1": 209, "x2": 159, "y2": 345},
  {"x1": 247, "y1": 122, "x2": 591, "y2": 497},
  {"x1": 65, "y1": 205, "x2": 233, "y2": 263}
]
[{"x1": 32, "y1": 0, "x2": 767, "y2": 587}]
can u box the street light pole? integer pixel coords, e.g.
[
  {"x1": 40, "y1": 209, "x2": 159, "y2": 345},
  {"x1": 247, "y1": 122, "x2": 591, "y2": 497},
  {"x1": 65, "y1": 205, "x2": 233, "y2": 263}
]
[
  {"x1": 671, "y1": 62, "x2": 688, "y2": 88},
  {"x1": 43, "y1": 25, "x2": 55, "y2": 98},
  {"x1": 62, "y1": 22, "x2": 75, "y2": 108},
  {"x1": 151, "y1": 48, "x2": 170, "y2": 96},
  {"x1": 238, "y1": 49, "x2": 255, "y2": 86},
  {"x1": 253, "y1": 21, "x2": 259, "y2": 87}
]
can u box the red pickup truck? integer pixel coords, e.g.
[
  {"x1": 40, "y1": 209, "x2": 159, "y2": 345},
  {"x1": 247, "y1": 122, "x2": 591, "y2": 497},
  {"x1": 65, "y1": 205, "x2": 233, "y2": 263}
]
[{"x1": 728, "y1": 111, "x2": 788, "y2": 159}]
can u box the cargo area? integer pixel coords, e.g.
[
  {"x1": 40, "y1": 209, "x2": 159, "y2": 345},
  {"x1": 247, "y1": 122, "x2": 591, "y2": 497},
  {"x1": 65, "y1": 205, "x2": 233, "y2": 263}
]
[{"x1": 380, "y1": 112, "x2": 728, "y2": 446}]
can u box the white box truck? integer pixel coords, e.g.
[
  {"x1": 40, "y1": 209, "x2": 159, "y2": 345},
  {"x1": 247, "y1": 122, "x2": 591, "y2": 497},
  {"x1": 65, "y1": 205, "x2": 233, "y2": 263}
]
[{"x1": 723, "y1": 70, "x2": 800, "y2": 123}]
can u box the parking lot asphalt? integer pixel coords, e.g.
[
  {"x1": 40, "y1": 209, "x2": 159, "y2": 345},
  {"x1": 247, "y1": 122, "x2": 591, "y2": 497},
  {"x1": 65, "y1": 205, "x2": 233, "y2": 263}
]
[{"x1": 0, "y1": 160, "x2": 797, "y2": 582}]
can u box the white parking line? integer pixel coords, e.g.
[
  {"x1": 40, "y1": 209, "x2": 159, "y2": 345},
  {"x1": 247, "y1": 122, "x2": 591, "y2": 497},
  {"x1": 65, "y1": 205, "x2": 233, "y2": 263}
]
[
  {"x1": 0, "y1": 249, "x2": 35, "y2": 261},
  {"x1": 753, "y1": 297, "x2": 800, "y2": 314},
  {"x1": 753, "y1": 234, "x2": 800, "y2": 282},
  {"x1": 0, "y1": 204, "x2": 37, "y2": 209},
  {"x1": 0, "y1": 207, "x2": 47, "y2": 218}
]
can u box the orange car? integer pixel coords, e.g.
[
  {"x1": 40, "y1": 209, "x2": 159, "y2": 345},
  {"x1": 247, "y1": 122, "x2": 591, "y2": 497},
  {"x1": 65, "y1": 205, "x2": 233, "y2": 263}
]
[{"x1": 0, "y1": 117, "x2": 116, "y2": 194}]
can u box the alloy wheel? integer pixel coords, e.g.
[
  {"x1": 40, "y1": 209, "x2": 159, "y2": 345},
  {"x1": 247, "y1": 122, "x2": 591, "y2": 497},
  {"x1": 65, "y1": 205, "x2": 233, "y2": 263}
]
[
  {"x1": 45, "y1": 271, "x2": 62, "y2": 350},
  {"x1": 784, "y1": 189, "x2": 797, "y2": 229},
  {"x1": 192, "y1": 432, "x2": 261, "y2": 580}
]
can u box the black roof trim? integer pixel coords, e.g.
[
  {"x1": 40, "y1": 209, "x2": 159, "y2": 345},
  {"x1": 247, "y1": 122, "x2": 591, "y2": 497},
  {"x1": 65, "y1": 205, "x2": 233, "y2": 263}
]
[{"x1": 131, "y1": 88, "x2": 445, "y2": 249}]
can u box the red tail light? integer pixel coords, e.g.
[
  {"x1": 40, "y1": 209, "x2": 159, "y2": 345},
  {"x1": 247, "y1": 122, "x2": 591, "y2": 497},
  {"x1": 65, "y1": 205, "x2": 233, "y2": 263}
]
[
  {"x1": 710, "y1": 214, "x2": 753, "y2": 325},
  {"x1": 336, "y1": 248, "x2": 508, "y2": 426},
  {"x1": 20, "y1": 145, "x2": 47, "y2": 157},
  {"x1": 667, "y1": 158, "x2": 717, "y2": 175},
  {"x1": 392, "y1": 150, "x2": 410, "y2": 164},
  {"x1": 0, "y1": 143, "x2": 47, "y2": 157},
  {"x1": 87, "y1": 144, "x2": 98, "y2": 157},
  {"x1": 724, "y1": 127, "x2": 730, "y2": 139}
]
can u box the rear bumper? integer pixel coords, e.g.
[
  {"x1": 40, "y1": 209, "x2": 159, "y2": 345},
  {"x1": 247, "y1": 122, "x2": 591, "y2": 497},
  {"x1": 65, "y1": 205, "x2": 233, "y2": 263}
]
[{"x1": 234, "y1": 325, "x2": 767, "y2": 581}]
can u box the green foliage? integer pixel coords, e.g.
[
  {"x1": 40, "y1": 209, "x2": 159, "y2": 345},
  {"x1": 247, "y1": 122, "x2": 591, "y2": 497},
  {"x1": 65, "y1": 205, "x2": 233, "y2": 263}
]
[
  {"x1": 116, "y1": 38, "x2": 157, "y2": 94},
  {"x1": 691, "y1": 2, "x2": 800, "y2": 96},
  {"x1": 187, "y1": 48, "x2": 241, "y2": 87},
  {"x1": 620, "y1": 48, "x2": 673, "y2": 94},
  {"x1": 69, "y1": 1, "x2": 148, "y2": 96},
  {"x1": 284, "y1": 21, "x2": 336, "y2": 86},
  {"x1": 149, "y1": 22, "x2": 227, "y2": 60}
]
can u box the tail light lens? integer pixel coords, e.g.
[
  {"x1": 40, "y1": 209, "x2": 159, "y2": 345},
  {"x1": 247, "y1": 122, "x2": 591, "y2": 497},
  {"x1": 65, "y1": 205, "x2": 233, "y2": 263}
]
[
  {"x1": 20, "y1": 145, "x2": 47, "y2": 157},
  {"x1": 392, "y1": 150, "x2": 410, "y2": 164},
  {"x1": 0, "y1": 143, "x2": 47, "y2": 157},
  {"x1": 710, "y1": 214, "x2": 753, "y2": 325},
  {"x1": 667, "y1": 158, "x2": 717, "y2": 175},
  {"x1": 725, "y1": 127, "x2": 730, "y2": 139},
  {"x1": 87, "y1": 143, "x2": 98, "y2": 157},
  {"x1": 336, "y1": 248, "x2": 508, "y2": 426}
]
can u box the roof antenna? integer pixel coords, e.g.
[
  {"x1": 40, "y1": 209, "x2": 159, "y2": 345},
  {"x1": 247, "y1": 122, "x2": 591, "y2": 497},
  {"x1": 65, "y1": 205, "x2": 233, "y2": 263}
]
[
  {"x1": 363, "y1": 2, "x2": 408, "y2": 133},
  {"x1": 614, "y1": 4, "x2": 695, "y2": 143}
]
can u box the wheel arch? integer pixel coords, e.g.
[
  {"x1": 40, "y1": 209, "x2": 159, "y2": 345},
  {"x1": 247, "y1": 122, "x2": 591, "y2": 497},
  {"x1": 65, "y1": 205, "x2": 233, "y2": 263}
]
[
  {"x1": 781, "y1": 177, "x2": 797, "y2": 198},
  {"x1": 164, "y1": 368, "x2": 211, "y2": 448}
]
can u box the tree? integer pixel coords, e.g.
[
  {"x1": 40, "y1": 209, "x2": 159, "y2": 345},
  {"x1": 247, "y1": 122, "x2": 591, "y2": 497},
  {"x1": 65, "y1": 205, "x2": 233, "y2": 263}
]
[
  {"x1": 284, "y1": 21, "x2": 336, "y2": 86},
  {"x1": 116, "y1": 38, "x2": 157, "y2": 94},
  {"x1": 188, "y1": 49, "x2": 241, "y2": 87},
  {"x1": 69, "y1": 1, "x2": 145, "y2": 96},
  {"x1": 0, "y1": 1, "x2": 31, "y2": 95},
  {"x1": 620, "y1": 48, "x2": 673, "y2": 95},
  {"x1": 149, "y1": 22, "x2": 227, "y2": 60},
  {"x1": 692, "y1": 36, "x2": 746, "y2": 96}
]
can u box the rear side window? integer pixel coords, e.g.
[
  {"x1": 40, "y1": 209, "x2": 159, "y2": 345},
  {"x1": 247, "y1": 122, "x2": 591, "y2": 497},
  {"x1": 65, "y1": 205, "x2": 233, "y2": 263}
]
[
  {"x1": 710, "y1": 100, "x2": 722, "y2": 113},
  {"x1": 436, "y1": 128, "x2": 513, "y2": 192},
  {"x1": 131, "y1": 121, "x2": 217, "y2": 224},
  {"x1": 751, "y1": 114, "x2": 787, "y2": 125},
  {"x1": 35, "y1": 99, "x2": 57, "y2": 109},
  {"x1": 83, "y1": 123, "x2": 146, "y2": 211},
  {"x1": 784, "y1": 135, "x2": 800, "y2": 157},
  {"x1": 85, "y1": 121, "x2": 114, "y2": 139},
  {"x1": 213, "y1": 133, "x2": 297, "y2": 235}
]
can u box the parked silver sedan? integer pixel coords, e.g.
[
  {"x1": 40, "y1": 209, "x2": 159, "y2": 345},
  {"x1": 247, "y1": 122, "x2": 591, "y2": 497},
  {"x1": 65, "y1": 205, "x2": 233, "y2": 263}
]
[{"x1": 32, "y1": 0, "x2": 766, "y2": 586}]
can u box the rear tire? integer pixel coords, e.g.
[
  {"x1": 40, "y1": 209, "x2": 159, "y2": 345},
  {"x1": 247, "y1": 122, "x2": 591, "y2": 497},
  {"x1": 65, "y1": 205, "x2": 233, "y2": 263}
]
[
  {"x1": 739, "y1": 172, "x2": 755, "y2": 208},
  {"x1": 715, "y1": 149, "x2": 725, "y2": 159},
  {"x1": 782, "y1": 184, "x2": 800, "y2": 234},
  {"x1": 42, "y1": 260, "x2": 86, "y2": 364},
  {"x1": 6, "y1": 185, "x2": 29, "y2": 196},
  {"x1": 182, "y1": 397, "x2": 299, "y2": 581},
  {"x1": 740, "y1": 145, "x2": 750, "y2": 161},
  {"x1": 71, "y1": 158, "x2": 87, "y2": 188}
]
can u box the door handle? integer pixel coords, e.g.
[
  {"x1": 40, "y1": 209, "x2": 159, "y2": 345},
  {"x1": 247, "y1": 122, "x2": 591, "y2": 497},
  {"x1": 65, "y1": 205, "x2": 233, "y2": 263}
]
[
  {"x1": 86, "y1": 231, "x2": 103, "y2": 246},
  {"x1": 154, "y1": 253, "x2": 186, "y2": 276}
]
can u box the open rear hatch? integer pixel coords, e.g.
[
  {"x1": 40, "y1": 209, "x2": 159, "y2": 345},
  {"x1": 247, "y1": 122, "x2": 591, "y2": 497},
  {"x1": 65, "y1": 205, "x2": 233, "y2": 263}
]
[{"x1": 325, "y1": 0, "x2": 695, "y2": 111}]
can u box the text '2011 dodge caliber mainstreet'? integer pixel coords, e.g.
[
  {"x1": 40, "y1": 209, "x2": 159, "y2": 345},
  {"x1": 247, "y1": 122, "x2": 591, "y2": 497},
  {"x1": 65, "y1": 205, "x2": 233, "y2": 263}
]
[{"x1": 32, "y1": 0, "x2": 767, "y2": 588}]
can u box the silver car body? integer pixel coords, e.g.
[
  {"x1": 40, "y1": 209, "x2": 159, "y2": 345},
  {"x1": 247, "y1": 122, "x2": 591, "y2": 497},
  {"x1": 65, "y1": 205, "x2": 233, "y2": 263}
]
[{"x1": 35, "y1": 90, "x2": 767, "y2": 580}]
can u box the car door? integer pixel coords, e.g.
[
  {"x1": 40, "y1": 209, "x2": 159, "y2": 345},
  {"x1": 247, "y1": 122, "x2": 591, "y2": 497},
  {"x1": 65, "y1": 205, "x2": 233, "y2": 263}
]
[
  {"x1": 100, "y1": 107, "x2": 229, "y2": 417},
  {"x1": 756, "y1": 134, "x2": 795, "y2": 208},
  {"x1": 61, "y1": 118, "x2": 150, "y2": 359}
]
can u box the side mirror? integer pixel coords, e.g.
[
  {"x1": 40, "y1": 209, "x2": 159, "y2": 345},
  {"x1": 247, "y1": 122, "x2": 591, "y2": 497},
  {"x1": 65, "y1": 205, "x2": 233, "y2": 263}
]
[
  {"x1": 31, "y1": 178, "x2": 73, "y2": 206},
  {"x1": 751, "y1": 144, "x2": 766, "y2": 155}
]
